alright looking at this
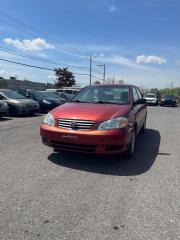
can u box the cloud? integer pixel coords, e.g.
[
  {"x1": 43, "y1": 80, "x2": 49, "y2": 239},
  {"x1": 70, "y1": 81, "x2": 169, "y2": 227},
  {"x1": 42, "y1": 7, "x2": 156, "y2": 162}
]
[
  {"x1": 48, "y1": 74, "x2": 56, "y2": 80},
  {"x1": 0, "y1": 69, "x2": 8, "y2": 76},
  {"x1": 136, "y1": 55, "x2": 167, "y2": 64},
  {"x1": 4, "y1": 38, "x2": 55, "y2": 51},
  {"x1": 59, "y1": 43, "x2": 115, "y2": 53},
  {"x1": 108, "y1": 0, "x2": 119, "y2": 12},
  {"x1": 0, "y1": 69, "x2": 19, "y2": 78},
  {"x1": 96, "y1": 55, "x2": 158, "y2": 71},
  {"x1": 99, "y1": 53, "x2": 105, "y2": 57}
]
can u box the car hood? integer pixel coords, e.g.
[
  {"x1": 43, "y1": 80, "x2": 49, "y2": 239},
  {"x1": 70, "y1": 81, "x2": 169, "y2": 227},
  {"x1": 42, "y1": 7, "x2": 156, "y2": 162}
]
[
  {"x1": 52, "y1": 102, "x2": 131, "y2": 122},
  {"x1": 42, "y1": 98, "x2": 60, "y2": 103},
  {"x1": 5, "y1": 98, "x2": 38, "y2": 105},
  {"x1": 145, "y1": 97, "x2": 156, "y2": 100},
  {"x1": 163, "y1": 98, "x2": 175, "y2": 101}
]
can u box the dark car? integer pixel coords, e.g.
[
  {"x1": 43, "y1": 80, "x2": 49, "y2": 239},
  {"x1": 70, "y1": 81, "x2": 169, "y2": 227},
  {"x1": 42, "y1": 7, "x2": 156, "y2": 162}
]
[
  {"x1": 41, "y1": 91, "x2": 66, "y2": 103},
  {"x1": 25, "y1": 90, "x2": 64, "y2": 113},
  {"x1": 0, "y1": 89, "x2": 40, "y2": 116},
  {"x1": 54, "y1": 91, "x2": 73, "y2": 100},
  {"x1": 0, "y1": 100, "x2": 9, "y2": 118},
  {"x1": 40, "y1": 84, "x2": 147, "y2": 158},
  {"x1": 160, "y1": 95, "x2": 177, "y2": 107},
  {"x1": 46, "y1": 89, "x2": 75, "y2": 100}
]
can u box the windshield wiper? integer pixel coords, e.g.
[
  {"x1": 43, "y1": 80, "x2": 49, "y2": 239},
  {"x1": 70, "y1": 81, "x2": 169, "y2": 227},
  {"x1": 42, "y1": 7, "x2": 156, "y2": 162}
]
[
  {"x1": 95, "y1": 100, "x2": 120, "y2": 105},
  {"x1": 70, "y1": 100, "x2": 89, "y2": 103}
]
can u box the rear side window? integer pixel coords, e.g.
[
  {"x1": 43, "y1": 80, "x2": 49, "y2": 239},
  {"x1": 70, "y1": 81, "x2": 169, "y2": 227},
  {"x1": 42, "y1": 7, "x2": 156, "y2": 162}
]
[
  {"x1": 0, "y1": 93, "x2": 5, "y2": 100},
  {"x1": 133, "y1": 87, "x2": 139, "y2": 101},
  {"x1": 136, "y1": 88, "x2": 143, "y2": 99}
]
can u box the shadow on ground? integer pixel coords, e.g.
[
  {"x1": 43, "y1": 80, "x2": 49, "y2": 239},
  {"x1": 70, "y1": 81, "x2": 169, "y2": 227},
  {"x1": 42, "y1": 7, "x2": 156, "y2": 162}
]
[
  {"x1": 48, "y1": 129, "x2": 161, "y2": 176},
  {"x1": 13, "y1": 113, "x2": 44, "y2": 118},
  {"x1": 0, "y1": 117, "x2": 12, "y2": 122}
]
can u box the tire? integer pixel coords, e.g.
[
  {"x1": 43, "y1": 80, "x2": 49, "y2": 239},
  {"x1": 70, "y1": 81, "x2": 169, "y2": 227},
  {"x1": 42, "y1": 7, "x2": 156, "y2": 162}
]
[
  {"x1": 140, "y1": 117, "x2": 146, "y2": 134},
  {"x1": 124, "y1": 129, "x2": 136, "y2": 158},
  {"x1": 8, "y1": 105, "x2": 19, "y2": 116}
]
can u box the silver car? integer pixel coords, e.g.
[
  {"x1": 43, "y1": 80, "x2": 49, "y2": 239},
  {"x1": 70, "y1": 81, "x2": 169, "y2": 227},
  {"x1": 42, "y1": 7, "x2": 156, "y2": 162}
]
[
  {"x1": 144, "y1": 93, "x2": 158, "y2": 106},
  {"x1": 0, "y1": 89, "x2": 40, "y2": 116}
]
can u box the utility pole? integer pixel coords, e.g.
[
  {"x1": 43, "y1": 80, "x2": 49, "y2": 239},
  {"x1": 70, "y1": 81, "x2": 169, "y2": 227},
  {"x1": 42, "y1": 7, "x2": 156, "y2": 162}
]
[
  {"x1": 97, "y1": 64, "x2": 106, "y2": 84},
  {"x1": 89, "y1": 56, "x2": 92, "y2": 85}
]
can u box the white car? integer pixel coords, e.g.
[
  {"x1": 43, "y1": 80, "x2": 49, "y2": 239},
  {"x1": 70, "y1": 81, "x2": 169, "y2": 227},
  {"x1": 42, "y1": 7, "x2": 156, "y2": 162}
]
[{"x1": 144, "y1": 93, "x2": 158, "y2": 105}]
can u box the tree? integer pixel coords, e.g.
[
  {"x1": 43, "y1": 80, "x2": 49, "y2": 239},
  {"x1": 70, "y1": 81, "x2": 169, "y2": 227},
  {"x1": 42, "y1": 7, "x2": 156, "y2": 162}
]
[
  {"x1": 54, "y1": 67, "x2": 76, "y2": 88},
  {"x1": 93, "y1": 80, "x2": 101, "y2": 85}
]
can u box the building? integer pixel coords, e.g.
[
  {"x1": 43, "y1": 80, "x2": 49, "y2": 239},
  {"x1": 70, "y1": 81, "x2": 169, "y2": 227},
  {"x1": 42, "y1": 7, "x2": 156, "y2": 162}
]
[{"x1": 0, "y1": 77, "x2": 54, "y2": 90}]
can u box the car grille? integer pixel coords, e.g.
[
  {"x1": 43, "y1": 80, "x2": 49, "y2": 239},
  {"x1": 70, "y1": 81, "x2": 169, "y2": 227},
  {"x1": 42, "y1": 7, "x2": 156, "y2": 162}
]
[
  {"x1": 51, "y1": 141, "x2": 96, "y2": 153},
  {"x1": 57, "y1": 118, "x2": 95, "y2": 130}
]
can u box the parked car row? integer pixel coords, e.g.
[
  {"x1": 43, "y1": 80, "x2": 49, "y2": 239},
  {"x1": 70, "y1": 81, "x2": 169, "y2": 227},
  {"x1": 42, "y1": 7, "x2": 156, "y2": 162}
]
[
  {"x1": 0, "y1": 88, "x2": 77, "y2": 117},
  {"x1": 144, "y1": 93, "x2": 178, "y2": 107}
]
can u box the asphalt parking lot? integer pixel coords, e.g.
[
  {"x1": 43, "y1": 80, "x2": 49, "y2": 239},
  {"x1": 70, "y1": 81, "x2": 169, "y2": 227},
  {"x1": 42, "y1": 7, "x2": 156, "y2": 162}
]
[{"x1": 0, "y1": 106, "x2": 180, "y2": 240}]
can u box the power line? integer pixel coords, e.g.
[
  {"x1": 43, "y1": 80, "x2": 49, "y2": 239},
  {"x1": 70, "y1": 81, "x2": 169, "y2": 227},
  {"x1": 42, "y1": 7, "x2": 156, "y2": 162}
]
[
  {"x1": 0, "y1": 11, "x2": 83, "y2": 58},
  {"x1": 0, "y1": 47, "x2": 89, "y2": 69},
  {"x1": 91, "y1": 75, "x2": 104, "y2": 81},
  {"x1": 0, "y1": 58, "x2": 53, "y2": 71},
  {"x1": 0, "y1": 57, "x2": 103, "y2": 80},
  {"x1": 0, "y1": 10, "x2": 107, "y2": 74},
  {"x1": 0, "y1": 10, "x2": 105, "y2": 81}
]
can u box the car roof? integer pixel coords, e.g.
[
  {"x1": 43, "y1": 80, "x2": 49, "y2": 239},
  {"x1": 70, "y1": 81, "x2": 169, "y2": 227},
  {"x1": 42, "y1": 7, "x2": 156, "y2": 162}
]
[
  {"x1": 0, "y1": 89, "x2": 12, "y2": 91},
  {"x1": 88, "y1": 84, "x2": 134, "y2": 88}
]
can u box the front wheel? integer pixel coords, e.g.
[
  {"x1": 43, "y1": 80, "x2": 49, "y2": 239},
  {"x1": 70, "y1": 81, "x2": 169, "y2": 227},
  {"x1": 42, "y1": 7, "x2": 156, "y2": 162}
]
[
  {"x1": 124, "y1": 129, "x2": 136, "y2": 158},
  {"x1": 140, "y1": 117, "x2": 146, "y2": 134}
]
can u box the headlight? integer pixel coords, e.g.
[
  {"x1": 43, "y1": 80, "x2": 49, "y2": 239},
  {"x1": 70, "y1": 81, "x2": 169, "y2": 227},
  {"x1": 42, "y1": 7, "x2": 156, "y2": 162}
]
[
  {"x1": 43, "y1": 100, "x2": 51, "y2": 105},
  {"x1": 19, "y1": 103, "x2": 26, "y2": 107},
  {"x1": 43, "y1": 113, "x2": 55, "y2": 126},
  {"x1": 98, "y1": 117, "x2": 128, "y2": 130},
  {"x1": 2, "y1": 102, "x2": 8, "y2": 107}
]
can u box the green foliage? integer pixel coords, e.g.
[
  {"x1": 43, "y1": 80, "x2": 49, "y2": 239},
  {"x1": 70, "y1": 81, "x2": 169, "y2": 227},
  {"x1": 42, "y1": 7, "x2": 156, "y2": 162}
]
[
  {"x1": 147, "y1": 87, "x2": 180, "y2": 98},
  {"x1": 54, "y1": 67, "x2": 76, "y2": 88},
  {"x1": 159, "y1": 87, "x2": 180, "y2": 97},
  {"x1": 93, "y1": 80, "x2": 101, "y2": 85}
]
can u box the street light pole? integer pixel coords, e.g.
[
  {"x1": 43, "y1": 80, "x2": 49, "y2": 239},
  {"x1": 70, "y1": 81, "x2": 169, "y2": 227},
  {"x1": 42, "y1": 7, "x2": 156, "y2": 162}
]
[
  {"x1": 90, "y1": 56, "x2": 92, "y2": 85},
  {"x1": 97, "y1": 64, "x2": 106, "y2": 84}
]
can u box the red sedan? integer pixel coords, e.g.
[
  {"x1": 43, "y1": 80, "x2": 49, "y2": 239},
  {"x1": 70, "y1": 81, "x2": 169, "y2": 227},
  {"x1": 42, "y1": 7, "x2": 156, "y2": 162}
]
[{"x1": 40, "y1": 84, "x2": 147, "y2": 157}]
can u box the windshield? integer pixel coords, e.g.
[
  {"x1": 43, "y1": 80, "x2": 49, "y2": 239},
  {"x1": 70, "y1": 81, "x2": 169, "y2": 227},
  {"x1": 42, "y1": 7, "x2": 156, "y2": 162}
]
[
  {"x1": 1, "y1": 90, "x2": 26, "y2": 99},
  {"x1": 145, "y1": 94, "x2": 156, "y2": 98},
  {"x1": 31, "y1": 91, "x2": 58, "y2": 99},
  {"x1": 164, "y1": 95, "x2": 175, "y2": 99},
  {"x1": 71, "y1": 86, "x2": 130, "y2": 104},
  {"x1": 42, "y1": 92, "x2": 59, "y2": 98}
]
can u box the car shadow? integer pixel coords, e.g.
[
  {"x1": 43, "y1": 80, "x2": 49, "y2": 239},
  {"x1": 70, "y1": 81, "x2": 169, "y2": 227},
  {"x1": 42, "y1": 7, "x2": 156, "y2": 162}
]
[
  {"x1": 13, "y1": 113, "x2": 44, "y2": 118},
  {"x1": 0, "y1": 117, "x2": 12, "y2": 122},
  {"x1": 48, "y1": 128, "x2": 161, "y2": 176}
]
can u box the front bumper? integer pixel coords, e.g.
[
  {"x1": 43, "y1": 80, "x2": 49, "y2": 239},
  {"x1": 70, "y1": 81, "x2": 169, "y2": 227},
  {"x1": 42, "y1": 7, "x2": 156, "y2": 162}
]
[
  {"x1": 40, "y1": 124, "x2": 133, "y2": 154},
  {"x1": 0, "y1": 106, "x2": 9, "y2": 116},
  {"x1": 146, "y1": 100, "x2": 158, "y2": 105},
  {"x1": 40, "y1": 103, "x2": 60, "y2": 113},
  {"x1": 161, "y1": 100, "x2": 176, "y2": 106},
  {"x1": 18, "y1": 106, "x2": 40, "y2": 115}
]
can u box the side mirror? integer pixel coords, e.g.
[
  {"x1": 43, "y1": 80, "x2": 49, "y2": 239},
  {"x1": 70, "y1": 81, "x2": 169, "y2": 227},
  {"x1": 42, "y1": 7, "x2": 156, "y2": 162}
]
[{"x1": 135, "y1": 98, "x2": 146, "y2": 105}]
